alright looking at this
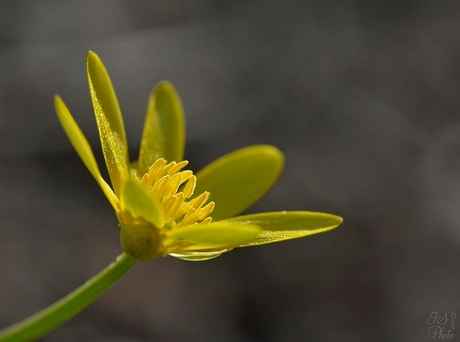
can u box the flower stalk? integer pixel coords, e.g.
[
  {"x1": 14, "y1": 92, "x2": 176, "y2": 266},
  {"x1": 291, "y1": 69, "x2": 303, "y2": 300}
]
[{"x1": 0, "y1": 254, "x2": 137, "y2": 342}]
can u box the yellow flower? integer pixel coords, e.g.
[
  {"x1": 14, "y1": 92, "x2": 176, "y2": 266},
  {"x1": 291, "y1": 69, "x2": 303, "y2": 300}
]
[{"x1": 54, "y1": 51, "x2": 342, "y2": 261}]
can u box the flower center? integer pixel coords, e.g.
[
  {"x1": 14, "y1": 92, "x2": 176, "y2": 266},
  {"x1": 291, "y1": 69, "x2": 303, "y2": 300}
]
[{"x1": 139, "y1": 158, "x2": 215, "y2": 229}]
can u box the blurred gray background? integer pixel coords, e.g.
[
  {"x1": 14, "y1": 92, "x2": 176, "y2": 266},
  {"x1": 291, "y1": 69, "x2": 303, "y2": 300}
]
[{"x1": 1, "y1": 1, "x2": 459, "y2": 341}]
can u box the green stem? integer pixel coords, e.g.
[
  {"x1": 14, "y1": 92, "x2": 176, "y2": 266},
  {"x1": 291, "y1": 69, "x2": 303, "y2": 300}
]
[{"x1": 0, "y1": 253, "x2": 137, "y2": 342}]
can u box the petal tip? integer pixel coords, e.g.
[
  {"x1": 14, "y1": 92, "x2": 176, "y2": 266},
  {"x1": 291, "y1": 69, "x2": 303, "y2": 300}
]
[
  {"x1": 86, "y1": 50, "x2": 99, "y2": 61},
  {"x1": 260, "y1": 144, "x2": 285, "y2": 169},
  {"x1": 53, "y1": 94, "x2": 63, "y2": 108},
  {"x1": 86, "y1": 51, "x2": 104, "y2": 74},
  {"x1": 333, "y1": 215, "x2": 343, "y2": 227}
]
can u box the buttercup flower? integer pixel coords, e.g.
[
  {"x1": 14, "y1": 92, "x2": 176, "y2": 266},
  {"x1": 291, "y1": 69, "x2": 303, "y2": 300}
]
[{"x1": 55, "y1": 51, "x2": 342, "y2": 261}]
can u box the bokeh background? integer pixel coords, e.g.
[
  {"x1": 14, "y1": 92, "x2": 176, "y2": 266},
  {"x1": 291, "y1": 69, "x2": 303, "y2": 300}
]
[{"x1": 1, "y1": 1, "x2": 459, "y2": 341}]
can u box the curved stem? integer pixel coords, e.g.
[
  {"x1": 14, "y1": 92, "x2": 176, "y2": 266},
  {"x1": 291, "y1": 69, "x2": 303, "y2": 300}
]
[{"x1": 0, "y1": 253, "x2": 137, "y2": 342}]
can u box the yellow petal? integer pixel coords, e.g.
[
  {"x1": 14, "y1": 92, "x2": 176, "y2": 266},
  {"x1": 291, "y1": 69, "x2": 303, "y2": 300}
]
[
  {"x1": 138, "y1": 81, "x2": 185, "y2": 175},
  {"x1": 194, "y1": 145, "x2": 284, "y2": 220},
  {"x1": 221, "y1": 211, "x2": 342, "y2": 246},
  {"x1": 86, "y1": 51, "x2": 129, "y2": 197},
  {"x1": 165, "y1": 222, "x2": 262, "y2": 250},
  {"x1": 120, "y1": 179, "x2": 165, "y2": 228},
  {"x1": 54, "y1": 95, "x2": 120, "y2": 212}
]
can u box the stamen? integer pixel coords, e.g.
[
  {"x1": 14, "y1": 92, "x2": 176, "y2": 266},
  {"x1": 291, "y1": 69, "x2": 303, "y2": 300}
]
[
  {"x1": 188, "y1": 192, "x2": 210, "y2": 210},
  {"x1": 174, "y1": 191, "x2": 209, "y2": 219},
  {"x1": 199, "y1": 217, "x2": 212, "y2": 225},
  {"x1": 182, "y1": 175, "x2": 196, "y2": 198},
  {"x1": 163, "y1": 193, "x2": 185, "y2": 218},
  {"x1": 179, "y1": 170, "x2": 193, "y2": 183},
  {"x1": 149, "y1": 158, "x2": 167, "y2": 179},
  {"x1": 151, "y1": 175, "x2": 170, "y2": 198},
  {"x1": 138, "y1": 159, "x2": 214, "y2": 230},
  {"x1": 161, "y1": 173, "x2": 182, "y2": 200},
  {"x1": 168, "y1": 160, "x2": 189, "y2": 175},
  {"x1": 180, "y1": 202, "x2": 215, "y2": 227},
  {"x1": 162, "y1": 161, "x2": 177, "y2": 175}
]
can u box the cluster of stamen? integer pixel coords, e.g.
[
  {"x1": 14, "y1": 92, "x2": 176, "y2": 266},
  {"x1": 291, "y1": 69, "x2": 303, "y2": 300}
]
[{"x1": 139, "y1": 158, "x2": 214, "y2": 229}]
